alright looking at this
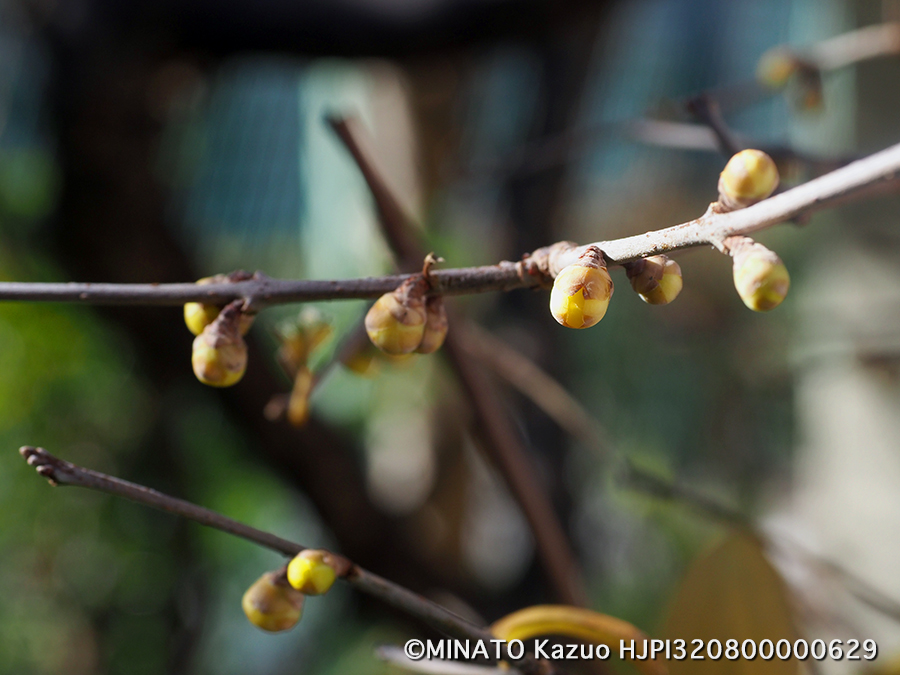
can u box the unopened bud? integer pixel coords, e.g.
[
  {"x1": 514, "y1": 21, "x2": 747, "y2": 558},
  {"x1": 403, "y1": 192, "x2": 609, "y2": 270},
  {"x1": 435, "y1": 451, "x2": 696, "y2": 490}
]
[
  {"x1": 184, "y1": 274, "x2": 254, "y2": 336},
  {"x1": 549, "y1": 246, "x2": 614, "y2": 329},
  {"x1": 625, "y1": 255, "x2": 683, "y2": 305},
  {"x1": 365, "y1": 279, "x2": 427, "y2": 355},
  {"x1": 415, "y1": 296, "x2": 449, "y2": 354},
  {"x1": 242, "y1": 570, "x2": 305, "y2": 632},
  {"x1": 717, "y1": 149, "x2": 779, "y2": 211},
  {"x1": 192, "y1": 302, "x2": 248, "y2": 387},
  {"x1": 287, "y1": 549, "x2": 339, "y2": 596},
  {"x1": 729, "y1": 237, "x2": 790, "y2": 312},
  {"x1": 756, "y1": 48, "x2": 800, "y2": 88}
]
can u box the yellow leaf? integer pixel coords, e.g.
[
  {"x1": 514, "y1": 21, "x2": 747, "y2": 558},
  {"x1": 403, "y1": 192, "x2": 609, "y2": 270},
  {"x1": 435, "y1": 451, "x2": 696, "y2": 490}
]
[{"x1": 663, "y1": 533, "x2": 801, "y2": 675}]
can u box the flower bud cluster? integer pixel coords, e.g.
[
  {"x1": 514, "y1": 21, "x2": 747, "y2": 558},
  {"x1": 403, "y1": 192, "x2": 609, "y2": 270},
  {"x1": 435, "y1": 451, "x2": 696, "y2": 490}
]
[
  {"x1": 365, "y1": 275, "x2": 448, "y2": 355},
  {"x1": 191, "y1": 301, "x2": 249, "y2": 387},
  {"x1": 242, "y1": 550, "x2": 344, "y2": 633}
]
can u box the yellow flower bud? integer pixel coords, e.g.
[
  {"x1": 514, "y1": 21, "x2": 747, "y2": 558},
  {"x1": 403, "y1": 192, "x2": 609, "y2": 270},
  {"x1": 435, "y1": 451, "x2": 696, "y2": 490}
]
[
  {"x1": 365, "y1": 280, "x2": 427, "y2": 355},
  {"x1": 625, "y1": 255, "x2": 683, "y2": 305},
  {"x1": 729, "y1": 237, "x2": 790, "y2": 312},
  {"x1": 717, "y1": 149, "x2": 779, "y2": 211},
  {"x1": 415, "y1": 296, "x2": 448, "y2": 354},
  {"x1": 184, "y1": 301, "x2": 222, "y2": 336},
  {"x1": 192, "y1": 302, "x2": 248, "y2": 387},
  {"x1": 549, "y1": 247, "x2": 613, "y2": 329},
  {"x1": 756, "y1": 48, "x2": 799, "y2": 88},
  {"x1": 287, "y1": 549, "x2": 339, "y2": 596},
  {"x1": 242, "y1": 571, "x2": 305, "y2": 632},
  {"x1": 184, "y1": 275, "x2": 254, "y2": 336}
]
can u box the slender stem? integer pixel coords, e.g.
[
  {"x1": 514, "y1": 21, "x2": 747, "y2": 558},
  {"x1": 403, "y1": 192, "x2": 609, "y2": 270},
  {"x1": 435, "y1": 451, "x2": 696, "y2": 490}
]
[
  {"x1": 0, "y1": 140, "x2": 895, "y2": 308},
  {"x1": 459, "y1": 325, "x2": 750, "y2": 529},
  {"x1": 18, "y1": 447, "x2": 486, "y2": 641}
]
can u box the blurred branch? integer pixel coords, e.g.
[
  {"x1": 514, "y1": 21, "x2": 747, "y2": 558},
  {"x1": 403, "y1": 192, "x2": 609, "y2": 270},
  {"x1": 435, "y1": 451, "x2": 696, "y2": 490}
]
[
  {"x1": 460, "y1": 331, "x2": 900, "y2": 622},
  {"x1": 459, "y1": 325, "x2": 750, "y2": 529},
  {"x1": 17, "y1": 446, "x2": 548, "y2": 669},
  {"x1": 2, "y1": 139, "x2": 900, "y2": 308},
  {"x1": 685, "y1": 94, "x2": 744, "y2": 157},
  {"x1": 328, "y1": 114, "x2": 589, "y2": 607},
  {"x1": 802, "y1": 22, "x2": 900, "y2": 71}
]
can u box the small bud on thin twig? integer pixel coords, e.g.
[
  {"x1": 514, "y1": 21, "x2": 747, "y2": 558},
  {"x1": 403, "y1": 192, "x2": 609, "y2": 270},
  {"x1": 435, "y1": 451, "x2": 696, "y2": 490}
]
[
  {"x1": 717, "y1": 149, "x2": 779, "y2": 211},
  {"x1": 726, "y1": 235, "x2": 790, "y2": 312},
  {"x1": 242, "y1": 570, "x2": 305, "y2": 632},
  {"x1": 624, "y1": 255, "x2": 683, "y2": 305},
  {"x1": 365, "y1": 276, "x2": 428, "y2": 355},
  {"x1": 549, "y1": 246, "x2": 613, "y2": 329},
  {"x1": 192, "y1": 301, "x2": 249, "y2": 387},
  {"x1": 287, "y1": 549, "x2": 341, "y2": 595}
]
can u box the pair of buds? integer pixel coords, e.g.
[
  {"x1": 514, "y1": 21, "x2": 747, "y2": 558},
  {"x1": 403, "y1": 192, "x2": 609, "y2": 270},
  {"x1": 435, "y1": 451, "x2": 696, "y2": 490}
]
[
  {"x1": 364, "y1": 272, "x2": 448, "y2": 356},
  {"x1": 549, "y1": 149, "x2": 789, "y2": 328},
  {"x1": 184, "y1": 273, "x2": 255, "y2": 388},
  {"x1": 242, "y1": 549, "x2": 343, "y2": 632},
  {"x1": 549, "y1": 247, "x2": 683, "y2": 329}
]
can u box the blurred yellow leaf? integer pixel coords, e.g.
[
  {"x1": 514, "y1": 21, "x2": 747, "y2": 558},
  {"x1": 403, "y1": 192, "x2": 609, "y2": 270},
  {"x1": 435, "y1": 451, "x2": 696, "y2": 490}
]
[{"x1": 663, "y1": 532, "x2": 801, "y2": 675}]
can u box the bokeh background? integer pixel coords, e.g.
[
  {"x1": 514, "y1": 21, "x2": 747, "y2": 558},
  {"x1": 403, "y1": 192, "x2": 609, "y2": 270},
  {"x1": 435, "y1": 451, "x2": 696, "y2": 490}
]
[{"x1": 1, "y1": 0, "x2": 899, "y2": 673}]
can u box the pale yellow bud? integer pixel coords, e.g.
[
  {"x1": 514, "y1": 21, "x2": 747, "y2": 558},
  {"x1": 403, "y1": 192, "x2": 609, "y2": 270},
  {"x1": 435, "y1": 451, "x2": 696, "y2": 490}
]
[
  {"x1": 730, "y1": 238, "x2": 790, "y2": 312},
  {"x1": 192, "y1": 302, "x2": 248, "y2": 387},
  {"x1": 626, "y1": 256, "x2": 683, "y2": 305},
  {"x1": 287, "y1": 549, "x2": 339, "y2": 596},
  {"x1": 549, "y1": 248, "x2": 613, "y2": 329},
  {"x1": 756, "y1": 48, "x2": 799, "y2": 88},
  {"x1": 242, "y1": 571, "x2": 305, "y2": 632},
  {"x1": 718, "y1": 150, "x2": 779, "y2": 211},
  {"x1": 365, "y1": 284, "x2": 427, "y2": 355},
  {"x1": 415, "y1": 296, "x2": 449, "y2": 354},
  {"x1": 184, "y1": 275, "x2": 254, "y2": 336}
]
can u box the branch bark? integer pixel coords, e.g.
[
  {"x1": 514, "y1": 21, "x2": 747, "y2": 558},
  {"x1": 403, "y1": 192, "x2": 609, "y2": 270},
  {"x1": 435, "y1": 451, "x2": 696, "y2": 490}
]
[
  {"x1": 17, "y1": 447, "x2": 516, "y2": 657},
  {"x1": 0, "y1": 139, "x2": 897, "y2": 308}
]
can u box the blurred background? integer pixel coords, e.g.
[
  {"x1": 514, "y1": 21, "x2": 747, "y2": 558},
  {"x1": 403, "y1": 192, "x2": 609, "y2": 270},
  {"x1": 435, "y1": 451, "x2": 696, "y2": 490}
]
[{"x1": 1, "y1": 0, "x2": 899, "y2": 673}]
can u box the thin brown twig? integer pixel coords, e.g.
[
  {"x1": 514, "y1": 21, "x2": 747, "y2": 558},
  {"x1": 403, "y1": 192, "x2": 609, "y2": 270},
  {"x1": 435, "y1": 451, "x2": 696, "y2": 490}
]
[
  {"x1": 17, "y1": 446, "x2": 552, "y2": 670},
  {"x1": 461, "y1": 327, "x2": 900, "y2": 624},
  {"x1": 328, "y1": 114, "x2": 589, "y2": 607},
  {"x1": 0, "y1": 139, "x2": 897, "y2": 310},
  {"x1": 458, "y1": 325, "x2": 750, "y2": 529}
]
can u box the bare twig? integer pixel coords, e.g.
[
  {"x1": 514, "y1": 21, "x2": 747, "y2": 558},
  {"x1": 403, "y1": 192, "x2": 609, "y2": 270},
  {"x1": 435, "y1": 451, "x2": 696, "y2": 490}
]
[
  {"x1": 16, "y1": 447, "x2": 524, "y2": 657},
  {"x1": 462, "y1": 329, "x2": 900, "y2": 621},
  {"x1": 686, "y1": 94, "x2": 743, "y2": 156},
  {"x1": 459, "y1": 325, "x2": 750, "y2": 529},
  {"x1": 0, "y1": 140, "x2": 896, "y2": 310},
  {"x1": 803, "y1": 22, "x2": 900, "y2": 71},
  {"x1": 328, "y1": 114, "x2": 589, "y2": 607}
]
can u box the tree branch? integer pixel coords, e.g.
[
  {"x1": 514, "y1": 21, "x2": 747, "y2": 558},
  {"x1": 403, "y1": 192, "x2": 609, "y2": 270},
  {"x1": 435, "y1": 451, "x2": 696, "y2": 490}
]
[
  {"x1": 328, "y1": 114, "x2": 589, "y2": 607},
  {"x1": 0, "y1": 140, "x2": 897, "y2": 309},
  {"x1": 16, "y1": 446, "x2": 516, "y2": 655}
]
